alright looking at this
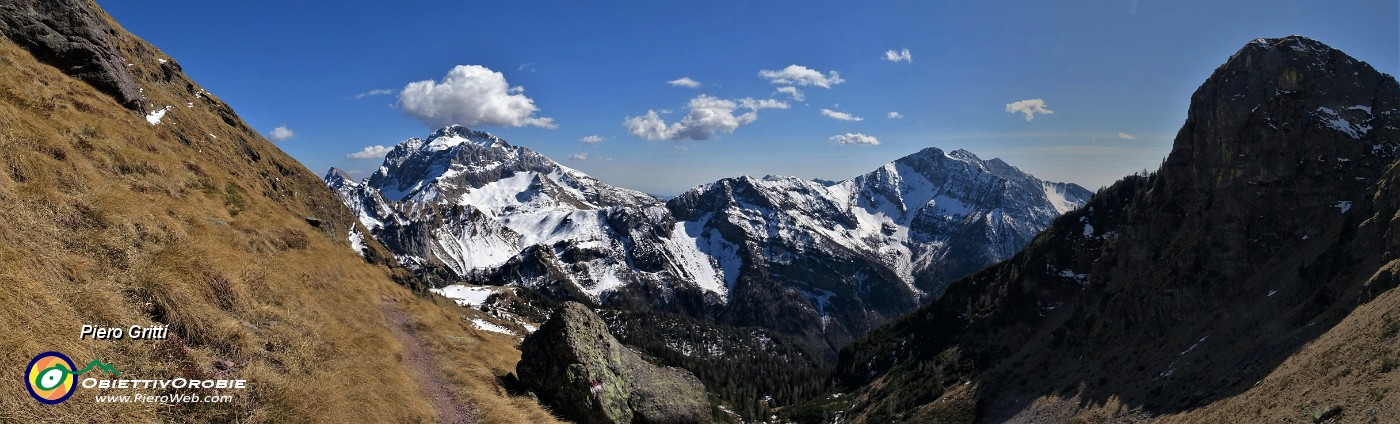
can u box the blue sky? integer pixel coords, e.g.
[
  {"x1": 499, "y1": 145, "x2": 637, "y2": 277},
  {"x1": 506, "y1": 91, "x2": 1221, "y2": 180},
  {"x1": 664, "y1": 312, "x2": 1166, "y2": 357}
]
[{"x1": 103, "y1": 1, "x2": 1397, "y2": 195}]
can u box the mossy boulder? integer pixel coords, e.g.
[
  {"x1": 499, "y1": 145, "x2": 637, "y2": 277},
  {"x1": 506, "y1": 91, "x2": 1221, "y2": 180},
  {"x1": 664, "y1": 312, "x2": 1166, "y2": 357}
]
[{"x1": 517, "y1": 302, "x2": 710, "y2": 424}]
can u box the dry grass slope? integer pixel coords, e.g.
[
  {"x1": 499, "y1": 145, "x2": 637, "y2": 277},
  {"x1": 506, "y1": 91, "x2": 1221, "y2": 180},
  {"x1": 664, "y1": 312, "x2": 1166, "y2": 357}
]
[{"x1": 0, "y1": 3, "x2": 561, "y2": 423}]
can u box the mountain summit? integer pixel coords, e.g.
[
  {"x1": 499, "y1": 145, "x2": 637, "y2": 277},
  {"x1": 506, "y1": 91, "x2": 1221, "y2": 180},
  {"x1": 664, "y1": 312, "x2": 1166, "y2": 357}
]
[
  {"x1": 833, "y1": 35, "x2": 1400, "y2": 423},
  {"x1": 329, "y1": 127, "x2": 1090, "y2": 353}
]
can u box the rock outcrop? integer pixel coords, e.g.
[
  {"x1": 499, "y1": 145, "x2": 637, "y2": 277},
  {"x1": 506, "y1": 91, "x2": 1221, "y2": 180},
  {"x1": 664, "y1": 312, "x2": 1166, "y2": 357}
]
[
  {"x1": 517, "y1": 302, "x2": 711, "y2": 424},
  {"x1": 0, "y1": 0, "x2": 142, "y2": 109}
]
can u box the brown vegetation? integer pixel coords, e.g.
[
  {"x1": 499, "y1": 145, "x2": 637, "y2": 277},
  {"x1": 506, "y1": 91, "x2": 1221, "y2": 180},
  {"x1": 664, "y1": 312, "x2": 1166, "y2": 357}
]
[{"x1": 0, "y1": 4, "x2": 560, "y2": 422}]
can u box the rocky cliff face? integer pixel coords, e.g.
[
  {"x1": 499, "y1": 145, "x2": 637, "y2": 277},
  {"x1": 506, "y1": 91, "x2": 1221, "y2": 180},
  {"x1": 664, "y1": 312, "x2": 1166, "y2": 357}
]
[
  {"x1": 832, "y1": 36, "x2": 1400, "y2": 423},
  {"x1": 517, "y1": 302, "x2": 712, "y2": 424},
  {"x1": 0, "y1": 0, "x2": 142, "y2": 109}
]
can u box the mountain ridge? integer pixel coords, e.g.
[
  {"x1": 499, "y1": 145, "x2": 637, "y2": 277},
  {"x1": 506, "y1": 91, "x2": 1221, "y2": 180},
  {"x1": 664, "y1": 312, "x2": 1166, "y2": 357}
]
[
  {"x1": 327, "y1": 126, "x2": 1092, "y2": 357},
  {"x1": 828, "y1": 35, "x2": 1400, "y2": 423}
]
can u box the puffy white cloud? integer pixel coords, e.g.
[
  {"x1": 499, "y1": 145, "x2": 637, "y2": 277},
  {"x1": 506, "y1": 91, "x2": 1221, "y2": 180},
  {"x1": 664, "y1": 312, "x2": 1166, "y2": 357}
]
[
  {"x1": 1118, "y1": 132, "x2": 1137, "y2": 139},
  {"x1": 347, "y1": 145, "x2": 393, "y2": 160},
  {"x1": 398, "y1": 65, "x2": 556, "y2": 129},
  {"x1": 821, "y1": 108, "x2": 863, "y2": 121},
  {"x1": 887, "y1": 111, "x2": 904, "y2": 119},
  {"x1": 569, "y1": 152, "x2": 588, "y2": 161},
  {"x1": 624, "y1": 95, "x2": 786, "y2": 141},
  {"x1": 829, "y1": 133, "x2": 879, "y2": 145},
  {"x1": 268, "y1": 125, "x2": 294, "y2": 142},
  {"x1": 775, "y1": 86, "x2": 805, "y2": 101},
  {"x1": 758, "y1": 65, "x2": 845, "y2": 88},
  {"x1": 1005, "y1": 99, "x2": 1054, "y2": 121},
  {"x1": 883, "y1": 48, "x2": 913, "y2": 63},
  {"x1": 739, "y1": 98, "x2": 790, "y2": 110},
  {"x1": 352, "y1": 89, "x2": 396, "y2": 99},
  {"x1": 668, "y1": 77, "x2": 701, "y2": 88},
  {"x1": 580, "y1": 135, "x2": 604, "y2": 145}
]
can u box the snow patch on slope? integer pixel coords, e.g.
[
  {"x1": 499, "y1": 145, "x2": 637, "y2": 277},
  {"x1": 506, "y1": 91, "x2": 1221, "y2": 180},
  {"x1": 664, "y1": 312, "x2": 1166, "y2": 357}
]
[
  {"x1": 1043, "y1": 182, "x2": 1081, "y2": 214},
  {"x1": 145, "y1": 106, "x2": 172, "y2": 125},
  {"x1": 662, "y1": 219, "x2": 733, "y2": 299},
  {"x1": 432, "y1": 284, "x2": 503, "y2": 307},
  {"x1": 348, "y1": 228, "x2": 366, "y2": 257},
  {"x1": 471, "y1": 318, "x2": 513, "y2": 335},
  {"x1": 1316, "y1": 106, "x2": 1371, "y2": 139}
]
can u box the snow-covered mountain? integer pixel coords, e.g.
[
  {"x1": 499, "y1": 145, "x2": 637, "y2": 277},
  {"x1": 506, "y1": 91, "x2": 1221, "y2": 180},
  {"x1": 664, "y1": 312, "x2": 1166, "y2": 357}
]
[
  {"x1": 326, "y1": 125, "x2": 664, "y2": 294},
  {"x1": 327, "y1": 126, "x2": 1090, "y2": 350}
]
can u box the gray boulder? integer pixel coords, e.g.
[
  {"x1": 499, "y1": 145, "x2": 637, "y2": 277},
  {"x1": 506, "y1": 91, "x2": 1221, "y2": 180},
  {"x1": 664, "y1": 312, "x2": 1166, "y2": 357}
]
[
  {"x1": 517, "y1": 302, "x2": 711, "y2": 424},
  {"x1": 0, "y1": 0, "x2": 142, "y2": 109}
]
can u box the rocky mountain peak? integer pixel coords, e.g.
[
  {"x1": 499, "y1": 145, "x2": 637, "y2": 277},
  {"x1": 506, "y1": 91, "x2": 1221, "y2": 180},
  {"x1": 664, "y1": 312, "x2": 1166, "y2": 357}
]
[
  {"x1": 1166, "y1": 35, "x2": 1398, "y2": 198},
  {"x1": 323, "y1": 167, "x2": 357, "y2": 189},
  {"x1": 943, "y1": 147, "x2": 977, "y2": 161},
  {"x1": 333, "y1": 125, "x2": 1088, "y2": 361},
  {"x1": 363, "y1": 125, "x2": 565, "y2": 202},
  {"x1": 424, "y1": 124, "x2": 510, "y2": 151}
]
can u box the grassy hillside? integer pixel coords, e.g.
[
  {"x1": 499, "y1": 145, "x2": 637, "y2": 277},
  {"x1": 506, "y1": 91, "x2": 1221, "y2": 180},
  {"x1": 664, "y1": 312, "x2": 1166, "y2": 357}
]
[{"x1": 0, "y1": 3, "x2": 560, "y2": 422}]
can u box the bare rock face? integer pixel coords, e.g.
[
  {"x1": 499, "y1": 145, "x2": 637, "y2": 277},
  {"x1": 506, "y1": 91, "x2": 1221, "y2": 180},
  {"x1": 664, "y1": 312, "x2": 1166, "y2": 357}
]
[
  {"x1": 835, "y1": 36, "x2": 1400, "y2": 423},
  {"x1": 517, "y1": 302, "x2": 711, "y2": 424},
  {"x1": 0, "y1": 0, "x2": 142, "y2": 109}
]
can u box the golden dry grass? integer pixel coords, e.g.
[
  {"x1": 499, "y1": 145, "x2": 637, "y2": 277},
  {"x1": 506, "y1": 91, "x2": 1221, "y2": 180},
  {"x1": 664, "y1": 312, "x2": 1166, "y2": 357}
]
[
  {"x1": 0, "y1": 5, "x2": 561, "y2": 422},
  {"x1": 1153, "y1": 265, "x2": 1400, "y2": 423}
]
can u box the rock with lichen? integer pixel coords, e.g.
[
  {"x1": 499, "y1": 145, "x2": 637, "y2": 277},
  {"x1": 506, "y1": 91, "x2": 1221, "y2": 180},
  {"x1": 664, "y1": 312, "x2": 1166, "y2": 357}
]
[{"x1": 517, "y1": 302, "x2": 711, "y2": 424}]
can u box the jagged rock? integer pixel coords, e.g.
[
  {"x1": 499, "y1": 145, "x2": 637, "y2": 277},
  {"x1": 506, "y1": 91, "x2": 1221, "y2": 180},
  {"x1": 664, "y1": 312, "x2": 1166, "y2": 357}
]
[
  {"x1": 0, "y1": 0, "x2": 142, "y2": 109},
  {"x1": 517, "y1": 302, "x2": 710, "y2": 424}
]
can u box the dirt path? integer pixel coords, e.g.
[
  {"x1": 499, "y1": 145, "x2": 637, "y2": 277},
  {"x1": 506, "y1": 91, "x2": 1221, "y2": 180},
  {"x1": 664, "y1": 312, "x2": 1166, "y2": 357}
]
[{"x1": 381, "y1": 303, "x2": 479, "y2": 424}]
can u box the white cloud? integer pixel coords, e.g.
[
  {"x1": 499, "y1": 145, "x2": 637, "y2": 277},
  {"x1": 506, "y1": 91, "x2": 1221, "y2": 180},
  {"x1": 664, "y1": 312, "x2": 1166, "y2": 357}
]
[
  {"x1": 1118, "y1": 132, "x2": 1137, "y2": 139},
  {"x1": 352, "y1": 89, "x2": 396, "y2": 99},
  {"x1": 569, "y1": 152, "x2": 588, "y2": 161},
  {"x1": 830, "y1": 133, "x2": 879, "y2": 145},
  {"x1": 883, "y1": 48, "x2": 913, "y2": 63},
  {"x1": 398, "y1": 65, "x2": 556, "y2": 129},
  {"x1": 668, "y1": 77, "x2": 701, "y2": 88},
  {"x1": 821, "y1": 109, "x2": 863, "y2": 121},
  {"x1": 624, "y1": 95, "x2": 787, "y2": 141},
  {"x1": 347, "y1": 145, "x2": 393, "y2": 160},
  {"x1": 739, "y1": 98, "x2": 790, "y2": 110},
  {"x1": 887, "y1": 111, "x2": 904, "y2": 119},
  {"x1": 775, "y1": 86, "x2": 805, "y2": 101},
  {"x1": 580, "y1": 135, "x2": 604, "y2": 145},
  {"x1": 268, "y1": 125, "x2": 294, "y2": 142},
  {"x1": 1005, "y1": 99, "x2": 1054, "y2": 121},
  {"x1": 758, "y1": 65, "x2": 845, "y2": 88}
]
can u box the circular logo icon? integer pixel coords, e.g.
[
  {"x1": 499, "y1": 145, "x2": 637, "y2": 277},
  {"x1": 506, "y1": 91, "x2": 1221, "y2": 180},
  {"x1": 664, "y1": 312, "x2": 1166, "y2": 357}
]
[{"x1": 26, "y1": 352, "x2": 77, "y2": 404}]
